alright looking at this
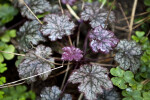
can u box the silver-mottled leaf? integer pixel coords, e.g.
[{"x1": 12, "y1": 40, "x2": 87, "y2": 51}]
[
  {"x1": 18, "y1": 45, "x2": 54, "y2": 83},
  {"x1": 17, "y1": 20, "x2": 45, "y2": 52},
  {"x1": 89, "y1": 26, "x2": 119, "y2": 53},
  {"x1": 68, "y1": 64, "x2": 113, "y2": 100},
  {"x1": 97, "y1": 88, "x2": 121, "y2": 100},
  {"x1": 41, "y1": 14, "x2": 75, "y2": 41},
  {"x1": 20, "y1": 0, "x2": 51, "y2": 19},
  {"x1": 62, "y1": 94, "x2": 72, "y2": 100},
  {"x1": 115, "y1": 40, "x2": 142, "y2": 73},
  {"x1": 81, "y1": 4, "x2": 115, "y2": 28},
  {"x1": 40, "y1": 86, "x2": 72, "y2": 100}
]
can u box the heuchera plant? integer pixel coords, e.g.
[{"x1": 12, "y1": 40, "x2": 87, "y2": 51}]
[{"x1": 1, "y1": 0, "x2": 146, "y2": 100}]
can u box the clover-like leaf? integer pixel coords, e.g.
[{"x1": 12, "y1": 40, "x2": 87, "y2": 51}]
[
  {"x1": 68, "y1": 64, "x2": 113, "y2": 100},
  {"x1": 89, "y1": 26, "x2": 119, "y2": 53},
  {"x1": 19, "y1": 0, "x2": 51, "y2": 19},
  {"x1": 81, "y1": 4, "x2": 115, "y2": 28},
  {"x1": 41, "y1": 14, "x2": 75, "y2": 41},
  {"x1": 17, "y1": 20, "x2": 45, "y2": 52},
  {"x1": 40, "y1": 86, "x2": 72, "y2": 100},
  {"x1": 115, "y1": 39, "x2": 142, "y2": 73},
  {"x1": 18, "y1": 45, "x2": 54, "y2": 83}
]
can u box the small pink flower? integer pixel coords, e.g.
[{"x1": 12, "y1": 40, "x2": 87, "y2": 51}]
[{"x1": 61, "y1": 46, "x2": 83, "y2": 61}]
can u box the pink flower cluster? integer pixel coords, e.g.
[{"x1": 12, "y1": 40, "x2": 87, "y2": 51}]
[{"x1": 61, "y1": 46, "x2": 83, "y2": 61}]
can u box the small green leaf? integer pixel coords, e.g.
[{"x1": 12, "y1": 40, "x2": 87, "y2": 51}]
[
  {"x1": 135, "y1": 31, "x2": 145, "y2": 38},
  {"x1": 0, "y1": 91, "x2": 4, "y2": 99},
  {"x1": 110, "y1": 67, "x2": 125, "y2": 77},
  {"x1": 111, "y1": 77, "x2": 127, "y2": 89},
  {"x1": 123, "y1": 71, "x2": 134, "y2": 82},
  {"x1": 132, "y1": 35, "x2": 139, "y2": 42},
  {"x1": 0, "y1": 77, "x2": 6, "y2": 85},
  {"x1": 143, "y1": 91, "x2": 150, "y2": 100},
  {"x1": 144, "y1": 0, "x2": 150, "y2": 6},
  {"x1": 0, "y1": 63, "x2": 7, "y2": 73},
  {"x1": 122, "y1": 97, "x2": 132, "y2": 100},
  {"x1": 0, "y1": 53, "x2": 4, "y2": 62},
  {"x1": 2, "y1": 45, "x2": 15, "y2": 60},
  {"x1": 7, "y1": 30, "x2": 16, "y2": 38},
  {"x1": 1, "y1": 34, "x2": 10, "y2": 43},
  {"x1": 141, "y1": 37, "x2": 148, "y2": 43}
]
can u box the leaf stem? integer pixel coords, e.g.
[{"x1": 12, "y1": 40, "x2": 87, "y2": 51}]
[
  {"x1": 61, "y1": 62, "x2": 70, "y2": 90},
  {"x1": 68, "y1": 36, "x2": 73, "y2": 46}
]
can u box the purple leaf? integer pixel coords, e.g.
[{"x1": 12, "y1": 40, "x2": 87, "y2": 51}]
[
  {"x1": 89, "y1": 26, "x2": 119, "y2": 54},
  {"x1": 68, "y1": 64, "x2": 113, "y2": 100},
  {"x1": 61, "y1": 46, "x2": 83, "y2": 61},
  {"x1": 41, "y1": 14, "x2": 75, "y2": 41},
  {"x1": 61, "y1": 0, "x2": 77, "y2": 5},
  {"x1": 81, "y1": 4, "x2": 115, "y2": 28}
]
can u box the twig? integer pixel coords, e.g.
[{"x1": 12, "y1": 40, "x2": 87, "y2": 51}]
[
  {"x1": 118, "y1": 11, "x2": 150, "y2": 22},
  {"x1": 58, "y1": 0, "x2": 64, "y2": 14},
  {"x1": 141, "y1": 79, "x2": 150, "y2": 85},
  {"x1": 0, "y1": 81, "x2": 25, "y2": 89},
  {"x1": 21, "y1": 0, "x2": 43, "y2": 24},
  {"x1": 50, "y1": 66, "x2": 70, "y2": 78},
  {"x1": 76, "y1": 26, "x2": 80, "y2": 47},
  {"x1": 100, "y1": 0, "x2": 106, "y2": 9},
  {"x1": 68, "y1": 36, "x2": 73, "y2": 46},
  {"x1": 0, "y1": 66, "x2": 64, "y2": 87},
  {"x1": 78, "y1": 93, "x2": 84, "y2": 100},
  {"x1": 0, "y1": 51, "x2": 25, "y2": 56},
  {"x1": 82, "y1": 0, "x2": 85, "y2": 10},
  {"x1": 118, "y1": 3, "x2": 130, "y2": 29},
  {"x1": 66, "y1": 4, "x2": 80, "y2": 21},
  {"x1": 61, "y1": 62, "x2": 70, "y2": 90},
  {"x1": 104, "y1": 0, "x2": 116, "y2": 29},
  {"x1": 146, "y1": 30, "x2": 150, "y2": 37},
  {"x1": 128, "y1": 0, "x2": 138, "y2": 40}
]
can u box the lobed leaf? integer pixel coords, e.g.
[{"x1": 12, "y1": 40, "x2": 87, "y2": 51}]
[
  {"x1": 61, "y1": 46, "x2": 83, "y2": 61},
  {"x1": 41, "y1": 14, "x2": 75, "y2": 41},
  {"x1": 18, "y1": 45, "x2": 54, "y2": 83},
  {"x1": 19, "y1": 0, "x2": 51, "y2": 19},
  {"x1": 40, "y1": 86, "x2": 72, "y2": 100},
  {"x1": 81, "y1": 4, "x2": 115, "y2": 28},
  {"x1": 68, "y1": 64, "x2": 113, "y2": 100},
  {"x1": 89, "y1": 26, "x2": 119, "y2": 53},
  {"x1": 17, "y1": 20, "x2": 45, "y2": 52},
  {"x1": 115, "y1": 40, "x2": 142, "y2": 73}
]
